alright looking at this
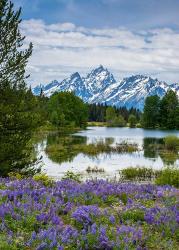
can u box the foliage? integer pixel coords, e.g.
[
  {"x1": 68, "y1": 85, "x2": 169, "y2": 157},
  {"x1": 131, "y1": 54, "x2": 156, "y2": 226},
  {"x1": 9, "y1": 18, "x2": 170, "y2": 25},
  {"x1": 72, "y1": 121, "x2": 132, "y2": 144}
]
[
  {"x1": 88, "y1": 103, "x2": 141, "y2": 123},
  {"x1": 142, "y1": 95, "x2": 160, "y2": 128},
  {"x1": 164, "y1": 135, "x2": 179, "y2": 151},
  {"x1": 62, "y1": 171, "x2": 81, "y2": 183},
  {"x1": 111, "y1": 115, "x2": 126, "y2": 127},
  {"x1": 120, "y1": 167, "x2": 161, "y2": 181},
  {"x1": 48, "y1": 92, "x2": 88, "y2": 127},
  {"x1": 160, "y1": 90, "x2": 179, "y2": 129},
  {"x1": 106, "y1": 106, "x2": 116, "y2": 123},
  {"x1": 142, "y1": 90, "x2": 179, "y2": 129},
  {"x1": 0, "y1": 0, "x2": 42, "y2": 176},
  {"x1": 33, "y1": 173, "x2": 53, "y2": 187},
  {"x1": 106, "y1": 107, "x2": 126, "y2": 127},
  {"x1": 128, "y1": 114, "x2": 137, "y2": 128},
  {"x1": 0, "y1": 178, "x2": 179, "y2": 249},
  {"x1": 155, "y1": 167, "x2": 179, "y2": 187}
]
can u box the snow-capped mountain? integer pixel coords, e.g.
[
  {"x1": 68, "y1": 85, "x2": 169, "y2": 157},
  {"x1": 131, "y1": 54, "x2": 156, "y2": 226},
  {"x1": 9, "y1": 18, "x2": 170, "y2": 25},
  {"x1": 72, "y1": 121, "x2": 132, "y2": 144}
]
[{"x1": 32, "y1": 66, "x2": 179, "y2": 110}]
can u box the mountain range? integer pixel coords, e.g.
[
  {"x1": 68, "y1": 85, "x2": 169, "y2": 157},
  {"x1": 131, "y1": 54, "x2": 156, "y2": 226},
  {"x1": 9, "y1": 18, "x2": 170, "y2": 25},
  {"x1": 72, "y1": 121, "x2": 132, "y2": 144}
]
[{"x1": 32, "y1": 65, "x2": 179, "y2": 110}]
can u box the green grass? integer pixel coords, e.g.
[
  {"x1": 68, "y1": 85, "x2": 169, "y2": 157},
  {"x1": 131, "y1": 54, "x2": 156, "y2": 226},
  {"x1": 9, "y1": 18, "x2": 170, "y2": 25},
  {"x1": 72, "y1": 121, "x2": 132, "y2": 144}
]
[
  {"x1": 87, "y1": 121, "x2": 107, "y2": 126},
  {"x1": 120, "y1": 166, "x2": 179, "y2": 188},
  {"x1": 155, "y1": 167, "x2": 179, "y2": 187},
  {"x1": 120, "y1": 167, "x2": 161, "y2": 181}
]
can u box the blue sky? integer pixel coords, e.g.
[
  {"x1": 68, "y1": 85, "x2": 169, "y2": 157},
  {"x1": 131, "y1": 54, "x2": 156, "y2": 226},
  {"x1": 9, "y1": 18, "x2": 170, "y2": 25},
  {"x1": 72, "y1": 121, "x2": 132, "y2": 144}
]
[{"x1": 14, "y1": 0, "x2": 179, "y2": 85}]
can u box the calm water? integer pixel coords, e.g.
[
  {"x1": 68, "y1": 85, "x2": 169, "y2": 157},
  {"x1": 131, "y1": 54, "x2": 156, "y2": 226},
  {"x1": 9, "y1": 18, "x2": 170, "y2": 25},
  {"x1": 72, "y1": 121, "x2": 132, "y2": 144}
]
[{"x1": 37, "y1": 127, "x2": 179, "y2": 180}]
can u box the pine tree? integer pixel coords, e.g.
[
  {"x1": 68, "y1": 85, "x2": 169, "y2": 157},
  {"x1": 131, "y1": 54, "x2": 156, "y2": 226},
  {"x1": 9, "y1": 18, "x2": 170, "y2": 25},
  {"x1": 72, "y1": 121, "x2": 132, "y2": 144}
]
[
  {"x1": 159, "y1": 90, "x2": 179, "y2": 129},
  {"x1": 0, "y1": 1, "x2": 39, "y2": 176},
  {"x1": 142, "y1": 95, "x2": 160, "y2": 128}
]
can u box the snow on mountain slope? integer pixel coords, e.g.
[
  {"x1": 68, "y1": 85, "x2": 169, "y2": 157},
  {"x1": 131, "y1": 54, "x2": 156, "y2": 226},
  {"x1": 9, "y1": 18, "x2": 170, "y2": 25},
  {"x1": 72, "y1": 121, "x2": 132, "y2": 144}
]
[
  {"x1": 32, "y1": 66, "x2": 178, "y2": 110},
  {"x1": 83, "y1": 65, "x2": 116, "y2": 95},
  {"x1": 91, "y1": 75, "x2": 170, "y2": 110}
]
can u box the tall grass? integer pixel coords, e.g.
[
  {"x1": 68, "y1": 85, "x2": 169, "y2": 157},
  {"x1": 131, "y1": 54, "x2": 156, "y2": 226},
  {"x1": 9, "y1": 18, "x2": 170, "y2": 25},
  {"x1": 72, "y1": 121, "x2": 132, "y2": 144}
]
[
  {"x1": 120, "y1": 167, "x2": 161, "y2": 181},
  {"x1": 120, "y1": 166, "x2": 179, "y2": 188},
  {"x1": 155, "y1": 167, "x2": 179, "y2": 187}
]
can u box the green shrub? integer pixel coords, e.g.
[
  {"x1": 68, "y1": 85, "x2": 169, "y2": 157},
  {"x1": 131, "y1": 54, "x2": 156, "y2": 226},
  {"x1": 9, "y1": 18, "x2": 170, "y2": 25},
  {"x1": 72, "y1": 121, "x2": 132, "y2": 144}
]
[
  {"x1": 155, "y1": 167, "x2": 179, "y2": 188},
  {"x1": 62, "y1": 171, "x2": 81, "y2": 183},
  {"x1": 120, "y1": 167, "x2": 161, "y2": 181},
  {"x1": 8, "y1": 172, "x2": 23, "y2": 180},
  {"x1": 33, "y1": 173, "x2": 53, "y2": 187},
  {"x1": 164, "y1": 135, "x2": 179, "y2": 151},
  {"x1": 128, "y1": 114, "x2": 137, "y2": 128}
]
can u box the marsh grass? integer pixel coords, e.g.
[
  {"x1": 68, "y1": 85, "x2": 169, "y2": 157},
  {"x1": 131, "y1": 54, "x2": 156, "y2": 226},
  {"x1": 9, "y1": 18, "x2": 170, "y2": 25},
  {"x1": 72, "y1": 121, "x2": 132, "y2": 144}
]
[
  {"x1": 46, "y1": 138, "x2": 138, "y2": 164},
  {"x1": 155, "y1": 167, "x2": 179, "y2": 187},
  {"x1": 120, "y1": 167, "x2": 162, "y2": 181},
  {"x1": 120, "y1": 166, "x2": 179, "y2": 188}
]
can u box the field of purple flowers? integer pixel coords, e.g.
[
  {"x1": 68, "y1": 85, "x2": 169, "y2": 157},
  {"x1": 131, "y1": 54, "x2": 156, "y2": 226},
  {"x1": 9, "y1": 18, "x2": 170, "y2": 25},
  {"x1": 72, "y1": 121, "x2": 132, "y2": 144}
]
[{"x1": 0, "y1": 178, "x2": 179, "y2": 249}]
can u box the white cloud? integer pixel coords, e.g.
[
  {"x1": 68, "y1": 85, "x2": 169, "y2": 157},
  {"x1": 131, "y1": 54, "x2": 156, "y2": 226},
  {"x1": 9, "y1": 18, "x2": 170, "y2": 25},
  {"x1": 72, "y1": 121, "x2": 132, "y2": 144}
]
[{"x1": 21, "y1": 19, "x2": 179, "y2": 86}]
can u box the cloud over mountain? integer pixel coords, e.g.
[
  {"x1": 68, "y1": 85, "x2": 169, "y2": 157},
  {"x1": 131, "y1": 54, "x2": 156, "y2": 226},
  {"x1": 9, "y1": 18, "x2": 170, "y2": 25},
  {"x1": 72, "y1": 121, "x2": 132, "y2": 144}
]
[{"x1": 20, "y1": 19, "x2": 179, "y2": 86}]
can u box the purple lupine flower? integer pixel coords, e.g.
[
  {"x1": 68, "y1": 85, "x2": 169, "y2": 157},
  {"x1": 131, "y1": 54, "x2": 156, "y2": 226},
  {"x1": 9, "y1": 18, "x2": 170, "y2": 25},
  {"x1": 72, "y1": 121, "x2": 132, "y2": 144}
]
[
  {"x1": 176, "y1": 215, "x2": 179, "y2": 223},
  {"x1": 36, "y1": 242, "x2": 48, "y2": 250},
  {"x1": 109, "y1": 215, "x2": 115, "y2": 224},
  {"x1": 58, "y1": 246, "x2": 64, "y2": 250},
  {"x1": 51, "y1": 215, "x2": 62, "y2": 225},
  {"x1": 91, "y1": 223, "x2": 97, "y2": 234}
]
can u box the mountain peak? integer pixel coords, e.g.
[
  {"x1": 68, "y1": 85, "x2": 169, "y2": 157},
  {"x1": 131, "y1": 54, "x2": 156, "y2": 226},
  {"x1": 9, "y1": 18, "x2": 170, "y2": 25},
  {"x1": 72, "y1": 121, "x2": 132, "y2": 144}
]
[
  {"x1": 32, "y1": 66, "x2": 179, "y2": 110},
  {"x1": 91, "y1": 65, "x2": 108, "y2": 75},
  {"x1": 70, "y1": 72, "x2": 81, "y2": 79}
]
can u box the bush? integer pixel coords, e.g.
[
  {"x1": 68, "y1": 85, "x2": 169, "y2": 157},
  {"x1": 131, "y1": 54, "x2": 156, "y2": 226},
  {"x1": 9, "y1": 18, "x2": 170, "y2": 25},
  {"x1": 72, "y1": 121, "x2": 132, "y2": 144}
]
[
  {"x1": 164, "y1": 135, "x2": 179, "y2": 151},
  {"x1": 128, "y1": 114, "x2": 137, "y2": 128},
  {"x1": 120, "y1": 167, "x2": 161, "y2": 181},
  {"x1": 62, "y1": 171, "x2": 81, "y2": 182},
  {"x1": 155, "y1": 168, "x2": 179, "y2": 188},
  {"x1": 8, "y1": 172, "x2": 23, "y2": 180},
  {"x1": 33, "y1": 173, "x2": 53, "y2": 187}
]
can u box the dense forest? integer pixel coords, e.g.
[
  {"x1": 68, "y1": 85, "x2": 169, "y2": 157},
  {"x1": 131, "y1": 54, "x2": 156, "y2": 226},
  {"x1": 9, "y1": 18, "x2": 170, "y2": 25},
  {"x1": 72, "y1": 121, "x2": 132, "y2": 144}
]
[{"x1": 88, "y1": 103, "x2": 141, "y2": 125}]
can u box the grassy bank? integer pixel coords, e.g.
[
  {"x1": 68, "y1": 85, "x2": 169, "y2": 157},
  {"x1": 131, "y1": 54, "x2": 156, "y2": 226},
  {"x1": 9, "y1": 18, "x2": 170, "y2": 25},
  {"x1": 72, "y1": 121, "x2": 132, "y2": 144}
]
[
  {"x1": 36, "y1": 121, "x2": 83, "y2": 134},
  {"x1": 120, "y1": 167, "x2": 179, "y2": 187},
  {"x1": 0, "y1": 177, "x2": 179, "y2": 249},
  {"x1": 87, "y1": 121, "x2": 107, "y2": 126}
]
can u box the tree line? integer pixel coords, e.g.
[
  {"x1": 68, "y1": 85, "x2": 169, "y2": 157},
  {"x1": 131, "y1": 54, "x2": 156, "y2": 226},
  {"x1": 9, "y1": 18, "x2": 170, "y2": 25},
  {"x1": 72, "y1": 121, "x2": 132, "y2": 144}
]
[
  {"x1": 142, "y1": 90, "x2": 179, "y2": 129},
  {"x1": 88, "y1": 103, "x2": 141, "y2": 127}
]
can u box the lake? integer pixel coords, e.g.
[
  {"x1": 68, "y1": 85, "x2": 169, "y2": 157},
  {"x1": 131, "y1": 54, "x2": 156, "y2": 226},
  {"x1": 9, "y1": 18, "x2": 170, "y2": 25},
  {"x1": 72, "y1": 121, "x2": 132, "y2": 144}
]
[{"x1": 36, "y1": 127, "x2": 179, "y2": 180}]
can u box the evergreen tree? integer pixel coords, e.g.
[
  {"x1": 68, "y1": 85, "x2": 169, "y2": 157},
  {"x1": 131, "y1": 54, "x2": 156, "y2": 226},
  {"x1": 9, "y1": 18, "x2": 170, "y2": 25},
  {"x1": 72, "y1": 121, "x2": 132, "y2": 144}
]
[
  {"x1": 142, "y1": 95, "x2": 160, "y2": 128},
  {"x1": 0, "y1": 1, "x2": 39, "y2": 176},
  {"x1": 159, "y1": 90, "x2": 179, "y2": 129}
]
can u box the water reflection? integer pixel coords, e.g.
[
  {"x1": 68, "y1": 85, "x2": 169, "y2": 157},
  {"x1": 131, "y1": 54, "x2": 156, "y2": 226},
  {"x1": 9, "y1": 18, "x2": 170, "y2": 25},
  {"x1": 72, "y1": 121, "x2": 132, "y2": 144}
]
[
  {"x1": 37, "y1": 127, "x2": 179, "y2": 179},
  {"x1": 143, "y1": 138, "x2": 163, "y2": 158}
]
